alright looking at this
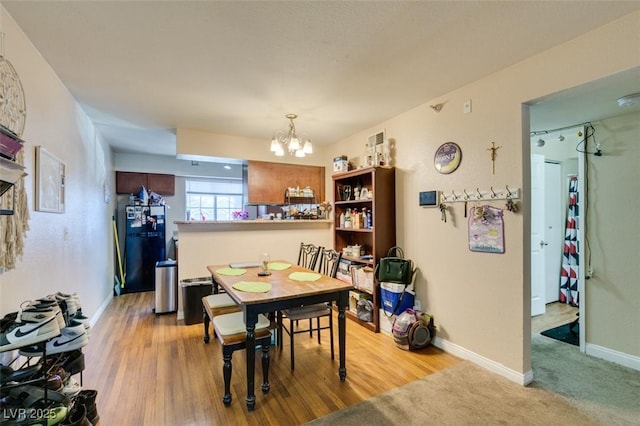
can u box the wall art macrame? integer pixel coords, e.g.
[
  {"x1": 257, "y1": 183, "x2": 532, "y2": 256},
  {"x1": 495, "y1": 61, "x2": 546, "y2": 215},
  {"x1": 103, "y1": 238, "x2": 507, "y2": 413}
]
[{"x1": 0, "y1": 43, "x2": 30, "y2": 272}]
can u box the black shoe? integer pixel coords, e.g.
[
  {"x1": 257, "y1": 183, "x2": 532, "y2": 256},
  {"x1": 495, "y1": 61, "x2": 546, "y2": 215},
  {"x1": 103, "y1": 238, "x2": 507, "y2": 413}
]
[{"x1": 61, "y1": 402, "x2": 91, "y2": 426}]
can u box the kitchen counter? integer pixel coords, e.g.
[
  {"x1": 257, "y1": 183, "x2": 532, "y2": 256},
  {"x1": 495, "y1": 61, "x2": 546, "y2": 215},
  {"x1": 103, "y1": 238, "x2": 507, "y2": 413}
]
[
  {"x1": 175, "y1": 219, "x2": 331, "y2": 226},
  {"x1": 175, "y1": 219, "x2": 333, "y2": 322}
]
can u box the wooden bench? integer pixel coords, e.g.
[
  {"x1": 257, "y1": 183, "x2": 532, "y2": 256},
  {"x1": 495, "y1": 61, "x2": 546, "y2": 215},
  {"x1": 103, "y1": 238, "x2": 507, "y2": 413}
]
[
  {"x1": 202, "y1": 294, "x2": 241, "y2": 343},
  {"x1": 211, "y1": 311, "x2": 272, "y2": 407}
]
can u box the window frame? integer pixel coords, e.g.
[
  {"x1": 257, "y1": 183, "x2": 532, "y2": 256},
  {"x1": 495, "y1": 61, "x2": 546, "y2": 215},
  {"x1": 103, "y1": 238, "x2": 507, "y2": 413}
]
[{"x1": 185, "y1": 177, "x2": 244, "y2": 221}]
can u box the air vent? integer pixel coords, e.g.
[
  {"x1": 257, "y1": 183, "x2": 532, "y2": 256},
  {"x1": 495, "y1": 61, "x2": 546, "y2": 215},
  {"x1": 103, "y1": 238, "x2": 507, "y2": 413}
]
[{"x1": 368, "y1": 130, "x2": 385, "y2": 148}]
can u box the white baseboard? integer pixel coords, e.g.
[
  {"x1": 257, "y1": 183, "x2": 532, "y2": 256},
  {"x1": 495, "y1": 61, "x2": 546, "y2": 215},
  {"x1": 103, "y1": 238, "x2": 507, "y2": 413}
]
[
  {"x1": 432, "y1": 336, "x2": 533, "y2": 385},
  {"x1": 586, "y1": 343, "x2": 640, "y2": 372},
  {"x1": 90, "y1": 292, "x2": 114, "y2": 328}
]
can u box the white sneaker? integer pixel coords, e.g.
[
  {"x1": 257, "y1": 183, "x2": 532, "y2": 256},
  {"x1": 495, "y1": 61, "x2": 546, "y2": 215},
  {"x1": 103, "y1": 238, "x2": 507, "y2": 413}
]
[
  {"x1": 61, "y1": 376, "x2": 82, "y2": 397},
  {"x1": 55, "y1": 293, "x2": 81, "y2": 318},
  {"x1": 0, "y1": 312, "x2": 61, "y2": 352},
  {"x1": 19, "y1": 324, "x2": 88, "y2": 356},
  {"x1": 23, "y1": 301, "x2": 66, "y2": 329}
]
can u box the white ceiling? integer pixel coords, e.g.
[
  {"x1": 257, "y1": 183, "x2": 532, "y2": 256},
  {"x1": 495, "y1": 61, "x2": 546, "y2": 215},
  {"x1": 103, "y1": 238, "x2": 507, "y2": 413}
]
[{"x1": 3, "y1": 1, "x2": 640, "y2": 157}]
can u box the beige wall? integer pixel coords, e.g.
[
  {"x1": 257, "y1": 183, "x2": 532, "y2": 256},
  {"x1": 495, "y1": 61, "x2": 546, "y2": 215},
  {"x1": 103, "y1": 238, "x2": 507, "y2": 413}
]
[
  {"x1": 176, "y1": 222, "x2": 333, "y2": 282},
  {"x1": 584, "y1": 113, "x2": 640, "y2": 358},
  {"x1": 0, "y1": 8, "x2": 114, "y2": 324},
  {"x1": 177, "y1": 127, "x2": 327, "y2": 167},
  {"x1": 322, "y1": 12, "x2": 640, "y2": 379},
  {"x1": 176, "y1": 221, "x2": 333, "y2": 320}
]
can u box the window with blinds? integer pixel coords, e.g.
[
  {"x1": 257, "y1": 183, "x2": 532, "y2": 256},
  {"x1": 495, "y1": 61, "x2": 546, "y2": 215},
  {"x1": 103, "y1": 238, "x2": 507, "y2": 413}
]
[{"x1": 185, "y1": 178, "x2": 243, "y2": 221}]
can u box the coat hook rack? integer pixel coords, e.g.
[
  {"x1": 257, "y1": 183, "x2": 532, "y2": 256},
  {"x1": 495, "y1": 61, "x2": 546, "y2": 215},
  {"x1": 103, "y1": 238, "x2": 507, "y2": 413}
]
[{"x1": 440, "y1": 186, "x2": 521, "y2": 203}]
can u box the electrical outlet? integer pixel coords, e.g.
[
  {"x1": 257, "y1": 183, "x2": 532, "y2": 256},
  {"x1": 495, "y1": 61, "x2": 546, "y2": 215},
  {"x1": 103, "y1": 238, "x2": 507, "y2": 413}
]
[
  {"x1": 587, "y1": 267, "x2": 594, "y2": 278},
  {"x1": 414, "y1": 299, "x2": 422, "y2": 311},
  {"x1": 463, "y1": 99, "x2": 472, "y2": 114}
]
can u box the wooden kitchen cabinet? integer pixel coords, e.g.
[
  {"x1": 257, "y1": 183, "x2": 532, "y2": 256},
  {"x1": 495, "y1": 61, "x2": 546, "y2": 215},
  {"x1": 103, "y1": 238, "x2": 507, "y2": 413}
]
[
  {"x1": 247, "y1": 160, "x2": 325, "y2": 204},
  {"x1": 115, "y1": 171, "x2": 175, "y2": 195},
  {"x1": 147, "y1": 173, "x2": 175, "y2": 195}
]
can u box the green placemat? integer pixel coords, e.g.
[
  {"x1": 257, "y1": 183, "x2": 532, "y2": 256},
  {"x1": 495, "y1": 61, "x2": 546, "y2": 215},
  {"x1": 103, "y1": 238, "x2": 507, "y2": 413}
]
[
  {"x1": 232, "y1": 281, "x2": 272, "y2": 293},
  {"x1": 216, "y1": 267, "x2": 246, "y2": 276},
  {"x1": 268, "y1": 262, "x2": 291, "y2": 271},
  {"x1": 289, "y1": 271, "x2": 321, "y2": 282}
]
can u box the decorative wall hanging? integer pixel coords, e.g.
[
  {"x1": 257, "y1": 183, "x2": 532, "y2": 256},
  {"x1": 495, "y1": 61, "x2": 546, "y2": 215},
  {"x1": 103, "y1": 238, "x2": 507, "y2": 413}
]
[
  {"x1": 468, "y1": 205, "x2": 504, "y2": 253},
  {"x1": 0, "y1": 48, "x2": 26, "y2": 138},
  {"x1": 0, "y1": 33, "x2": 30, "y2": 271},
  {"x1": 35, "y1": 146, "x2": 65, "y2": 213},
  {"x1": 434, "y1": 142, "x2": 462, "y2": 174},
  {"x1": 486, "y1": 142, "x2": 501, "y2": 175}
]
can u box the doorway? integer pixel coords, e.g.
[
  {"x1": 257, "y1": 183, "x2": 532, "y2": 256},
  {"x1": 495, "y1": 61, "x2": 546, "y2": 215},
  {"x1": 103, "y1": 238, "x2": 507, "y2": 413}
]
[{"x1": 530, "y1": 128, "x2": 583, "y2": 348}]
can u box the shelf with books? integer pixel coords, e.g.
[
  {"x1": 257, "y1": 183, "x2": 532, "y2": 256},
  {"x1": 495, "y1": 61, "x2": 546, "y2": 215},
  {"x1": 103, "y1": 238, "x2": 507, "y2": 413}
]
[{"x1": 332, "y1": 166, "x2": 396, "y2": 332}]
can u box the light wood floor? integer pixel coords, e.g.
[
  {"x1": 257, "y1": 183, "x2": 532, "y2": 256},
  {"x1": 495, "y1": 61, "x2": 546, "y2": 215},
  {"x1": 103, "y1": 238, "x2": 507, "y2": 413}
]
[
  {"x1": 83, "y1": 292, "x2": 460, "y2": 425},
  {"x1": 531, "y1": 302, "x2": 579, "y2": 334}
]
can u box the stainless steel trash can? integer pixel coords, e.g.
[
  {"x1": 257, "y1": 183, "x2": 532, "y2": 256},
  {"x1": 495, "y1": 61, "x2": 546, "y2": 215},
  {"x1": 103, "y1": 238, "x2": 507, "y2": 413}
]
[
  {"x1": 155, "y1": 260, "x2": 177, "y2": 314},
  {"x1": 180, "y1": 277, "x2": 213, "y2": 325}
]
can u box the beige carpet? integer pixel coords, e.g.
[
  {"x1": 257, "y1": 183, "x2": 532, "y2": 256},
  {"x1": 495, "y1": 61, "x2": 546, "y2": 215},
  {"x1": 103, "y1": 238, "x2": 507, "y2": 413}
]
[{"x1": 306, "y1": 360, "x2": 622, "y2": 426}]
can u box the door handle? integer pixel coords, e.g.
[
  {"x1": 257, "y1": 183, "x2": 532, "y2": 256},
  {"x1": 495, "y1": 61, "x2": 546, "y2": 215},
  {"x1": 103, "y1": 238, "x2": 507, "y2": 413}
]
[{"x1": 540, "y1": 240, "x2": 548, "y2": 248}]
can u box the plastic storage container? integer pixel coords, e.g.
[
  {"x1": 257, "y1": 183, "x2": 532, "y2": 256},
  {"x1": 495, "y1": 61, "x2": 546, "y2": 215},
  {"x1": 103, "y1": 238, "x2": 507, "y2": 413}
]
[
  {"x1": 155, "y1": 260, "x2": 177, "y2": 314},
  {"x1": 380, "y1": 282, "x2": 414, "y2": 316},
  {"x1": 180, "y1": 277, "x2": 213, "y2": 325}
]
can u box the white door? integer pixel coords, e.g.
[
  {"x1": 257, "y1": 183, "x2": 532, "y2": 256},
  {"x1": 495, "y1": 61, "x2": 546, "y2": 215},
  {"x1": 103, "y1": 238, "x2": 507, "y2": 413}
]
[
  {"x1": 544, "y1": 162, "x2": 563, "y2": 303},
  {"x1": 531, "y1": 154, "x2": 546, "y2": 316}
]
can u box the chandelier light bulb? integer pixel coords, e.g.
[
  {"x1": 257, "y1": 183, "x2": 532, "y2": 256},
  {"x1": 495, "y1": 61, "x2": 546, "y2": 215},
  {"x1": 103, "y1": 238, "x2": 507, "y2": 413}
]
[
  {"x1": 289, "y1": 136, "x2": 301, "y2": 151},
  {"x1": 303, "y1": 139, "x2": 313, "y2": 154},
  {"x1": 270, "y1": 137, "x2": 279, "y2": 152},
  {"x1": 269, "y1": 113, "x2": 312, "y2": 157}
]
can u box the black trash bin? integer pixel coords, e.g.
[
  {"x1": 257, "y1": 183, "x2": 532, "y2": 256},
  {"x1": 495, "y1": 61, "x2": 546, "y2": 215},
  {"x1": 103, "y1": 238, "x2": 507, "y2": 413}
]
[{"x1": 180, "y1": 277, "x2": 213, "y2": 325}]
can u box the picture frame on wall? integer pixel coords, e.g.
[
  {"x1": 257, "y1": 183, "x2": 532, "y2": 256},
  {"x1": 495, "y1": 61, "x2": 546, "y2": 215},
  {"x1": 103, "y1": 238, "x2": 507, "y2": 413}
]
[{"x1": 35, "y1": 146, "x2": 65, "y2": 213}]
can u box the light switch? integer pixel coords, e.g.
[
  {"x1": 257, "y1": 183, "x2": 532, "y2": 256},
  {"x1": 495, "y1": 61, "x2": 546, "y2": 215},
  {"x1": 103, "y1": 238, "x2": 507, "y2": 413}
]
[{"x1": 464, "y1": 99, "x2": 472, "y2": 114}]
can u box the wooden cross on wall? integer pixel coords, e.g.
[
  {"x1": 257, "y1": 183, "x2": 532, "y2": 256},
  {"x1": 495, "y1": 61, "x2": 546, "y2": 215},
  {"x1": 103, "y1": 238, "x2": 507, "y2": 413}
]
[{"x1": 487, "y1": 142, "x2": 501, "y2": 175}]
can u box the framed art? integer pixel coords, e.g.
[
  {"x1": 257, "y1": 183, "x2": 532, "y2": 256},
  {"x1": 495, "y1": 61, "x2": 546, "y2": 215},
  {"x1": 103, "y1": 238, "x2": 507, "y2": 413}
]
[
  {"x1": 434, "y1": 142, "x2": 462, "y2": 174},
  {"x1": 35, "y1": 146, "x2": 65, "y2": 213}
]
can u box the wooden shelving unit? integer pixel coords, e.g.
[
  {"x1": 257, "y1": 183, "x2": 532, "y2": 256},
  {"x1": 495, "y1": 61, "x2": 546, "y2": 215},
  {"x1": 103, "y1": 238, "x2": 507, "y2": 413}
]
[{"x1": 332, "y1": 166, "x2": 396, "y2": 332}]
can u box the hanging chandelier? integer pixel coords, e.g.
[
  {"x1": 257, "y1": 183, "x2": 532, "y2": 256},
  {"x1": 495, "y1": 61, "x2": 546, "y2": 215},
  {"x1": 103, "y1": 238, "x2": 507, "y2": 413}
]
[{"x1": 269, "y1": 113, "x2": 313, "y2": 157}]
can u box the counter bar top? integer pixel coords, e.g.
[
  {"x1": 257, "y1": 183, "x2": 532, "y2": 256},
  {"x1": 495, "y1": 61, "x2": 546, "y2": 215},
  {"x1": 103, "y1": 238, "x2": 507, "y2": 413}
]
[{"x1": 175, "y1": 219, "x2": 332, "y2": 225}]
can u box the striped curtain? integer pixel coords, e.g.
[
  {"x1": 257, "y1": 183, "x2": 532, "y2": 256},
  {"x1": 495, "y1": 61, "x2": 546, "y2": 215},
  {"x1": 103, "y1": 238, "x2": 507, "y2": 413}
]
[{"x1": 560, "y1": 176, "x2": 579, "y2": 306}]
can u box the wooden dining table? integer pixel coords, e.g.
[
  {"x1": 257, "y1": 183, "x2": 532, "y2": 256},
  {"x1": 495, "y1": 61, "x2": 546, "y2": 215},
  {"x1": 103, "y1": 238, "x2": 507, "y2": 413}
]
[{"x1": 207, "y1": 261, "x2": 353, "y2": 411}]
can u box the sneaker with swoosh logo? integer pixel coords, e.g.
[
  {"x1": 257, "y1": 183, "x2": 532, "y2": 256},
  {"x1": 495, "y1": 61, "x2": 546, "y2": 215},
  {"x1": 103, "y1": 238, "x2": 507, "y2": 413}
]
[
  {"x1": 20, "y1": 302, "x2": 66, "y2": 330},
  {"x1": 0, "y1": 312, "x2": 61, "y2": 352},
  {"x1": 19, "y1": 324, "x2": 89, "y2": 356}
]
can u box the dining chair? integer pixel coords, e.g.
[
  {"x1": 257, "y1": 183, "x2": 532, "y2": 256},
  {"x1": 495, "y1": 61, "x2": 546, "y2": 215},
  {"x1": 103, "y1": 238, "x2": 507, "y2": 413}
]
[
  {"x1": 275, "y1": 242, "x2": 322, "y2": 343},
  {"x1": 296, "y1": 242, "x2": 322, "y2": 331},
  {"x1": 297, "y1": 242, "x2": 322, "y2": 270},
  {"x1": 278, "y1": 247, "x2": 342, "y2": 370}
]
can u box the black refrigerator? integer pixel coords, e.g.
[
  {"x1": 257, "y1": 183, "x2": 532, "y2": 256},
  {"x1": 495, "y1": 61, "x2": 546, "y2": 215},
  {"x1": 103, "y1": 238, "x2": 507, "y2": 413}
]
[{"x1": 124, "y1": 205, "x2": 166, "y2": 293}]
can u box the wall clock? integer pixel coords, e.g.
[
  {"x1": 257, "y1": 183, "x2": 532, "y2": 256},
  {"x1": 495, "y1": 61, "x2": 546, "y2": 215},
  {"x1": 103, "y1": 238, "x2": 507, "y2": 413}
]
[{"x1": 434, "y1": 142, "x2": 462, "y2": 174}]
